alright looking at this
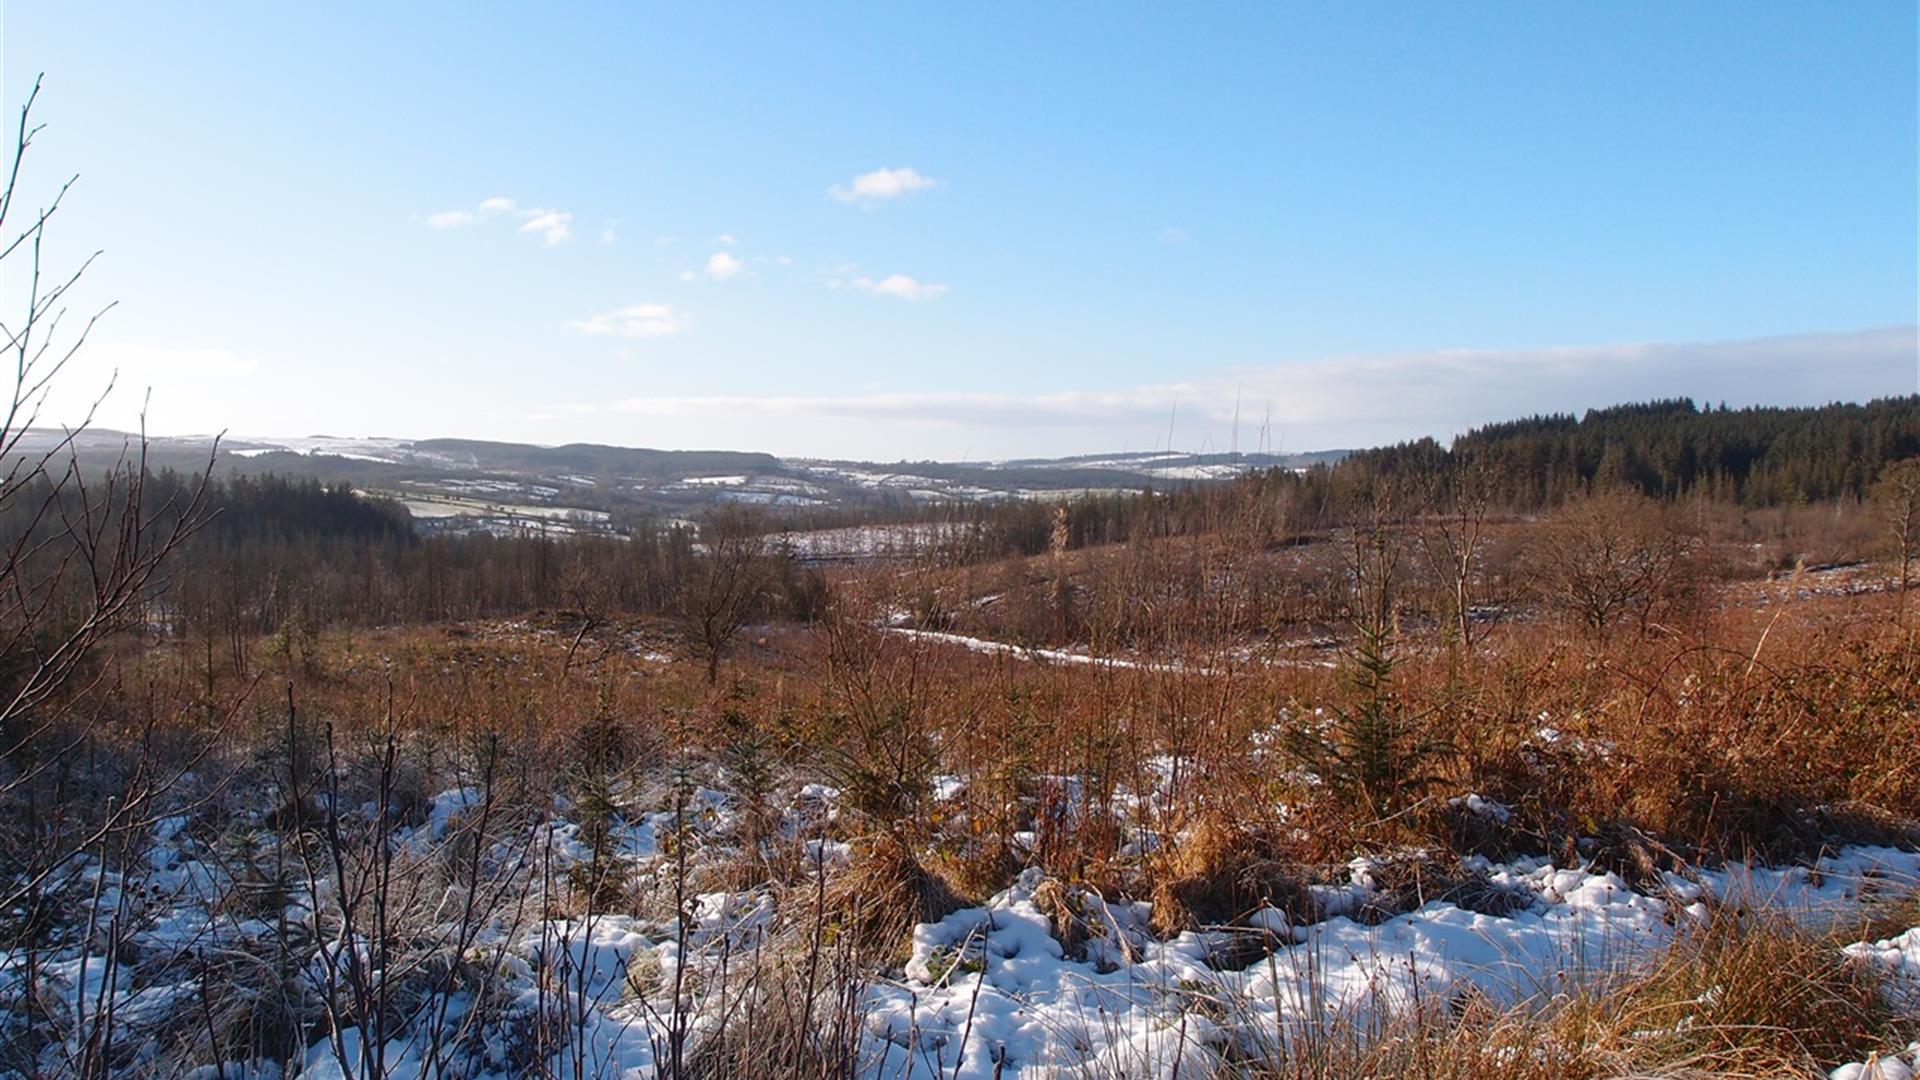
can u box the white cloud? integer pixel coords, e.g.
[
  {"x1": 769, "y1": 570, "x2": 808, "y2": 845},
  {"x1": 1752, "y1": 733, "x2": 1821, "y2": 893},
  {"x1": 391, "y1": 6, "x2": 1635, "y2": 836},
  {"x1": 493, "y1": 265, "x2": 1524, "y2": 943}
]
[
  {"x1": 566, "y1": 303, "x2": 689, "y2": 339},
  {"x1": 714, "y1": 233, "x2": 737, "y2": 246},
  {"x1": 681, "y1": 250, "x2": 746, "y2": 283},
  {"x1": 1159, "y1": 226, "x2": 1190, "y2": 245},
  {"x1": 829, "y1": 166, "x2": 939, "y2": 203},
  {"x1": 600, "y1": 389, "x2": 1159, "y2": 425},
  {"x1": 600, "y1": 227, "x2": 618, "y2": 246},
  {"x1": 851, "y1": 273, "x2": 949, "y2": 301},
  {"x1": 424, "y1": 196, "x2": 572, "y2": 244},
  {"x1": 559, "y1": 327, "x2": 1918, "y2": 445},
  {"x1": 518, "y1": 209, "x2": 572, "y2": 246}
]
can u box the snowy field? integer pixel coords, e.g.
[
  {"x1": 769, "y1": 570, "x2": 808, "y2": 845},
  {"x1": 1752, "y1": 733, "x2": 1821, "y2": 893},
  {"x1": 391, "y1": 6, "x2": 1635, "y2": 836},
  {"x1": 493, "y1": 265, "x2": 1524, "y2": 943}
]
[
  {"x1": 775, "y1": 522, "x2": 973, "y2": 562},
  {"x1": 8, "y1": 771, "x2": 1916, "y2": 1079}
]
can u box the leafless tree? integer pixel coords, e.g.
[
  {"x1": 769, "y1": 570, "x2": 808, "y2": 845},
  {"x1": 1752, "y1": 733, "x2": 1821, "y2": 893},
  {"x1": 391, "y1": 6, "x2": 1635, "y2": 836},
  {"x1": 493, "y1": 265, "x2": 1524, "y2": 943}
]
[
  {"x1": 679, "y1": 504, "x2": 772, "y2": 684},
  {"x1": 1873, "y1": 457, "x2": 1920, "y2": 621},
  {"x1": 1417, "y1": 458, "x2": 1494, "y2": 653},
  {"x1": 1048, "y1": 504, "x2": 1074, "y2": 642},
  {"x1": 0, "y1": 75, "x2": 215, "y2": 910},
  {"x1": 1528, "y1": 489, "x2": 1701, "y2": 637}
]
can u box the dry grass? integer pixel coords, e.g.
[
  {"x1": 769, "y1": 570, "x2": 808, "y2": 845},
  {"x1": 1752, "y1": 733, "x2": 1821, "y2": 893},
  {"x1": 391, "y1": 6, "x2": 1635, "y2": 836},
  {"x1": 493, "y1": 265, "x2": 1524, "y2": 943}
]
[
  {"x1": 1232, "y1": 909, "x2": 1910, "y2": 1079},
  {"x1": 13, "y1": 515, "x2": 1918, "y2": 1077},
  {"x1": 74, "y1": 574, "x2": 1920, "y2": 906},
  {"x1": 1148, "y1": 813, "x2": 1312, "y2": 935},
  {"x1": 803, "y1": 832, "x2": 963, "y2": 966}
]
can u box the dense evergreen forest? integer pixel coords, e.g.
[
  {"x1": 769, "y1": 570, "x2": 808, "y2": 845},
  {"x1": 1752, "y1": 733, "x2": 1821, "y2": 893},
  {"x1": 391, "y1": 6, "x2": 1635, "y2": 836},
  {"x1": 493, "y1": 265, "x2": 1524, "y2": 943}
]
[
  {"x1": 1343, "y1": 395, "x2": 1920, "y2": 508},
  {"x1": 937, "y1": 396, "x2": 1920, "y2": 558}
]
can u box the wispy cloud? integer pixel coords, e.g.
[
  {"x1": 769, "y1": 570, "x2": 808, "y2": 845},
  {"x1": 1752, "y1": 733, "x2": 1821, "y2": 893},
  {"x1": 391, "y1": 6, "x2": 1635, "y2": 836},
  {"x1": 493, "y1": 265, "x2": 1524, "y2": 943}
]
[
  {"x1": 680, "y1": 251, "x2": 746, "y2": 283},
  {"x1": 600, "y1": 389, "x2": 1164, "y2": 426},
  {"x1": 552, "y1": 327, "x2": 1917, "y2": 444},
  {"x1": 566, "y1": 303, "x2": 689, "y2": 338},
  {"x1": 829, "y1": 166, "x2": 939, "y2": 204},
  {"x1": 518, "y1": 209, "x2": 572, "y2": 246},
  {"x1": 87, "y1": 343, "x2": 260, "y2": 379},
  {"x1": 425, "y1": 196, "x2": 573, "y2": 244},
  {"x1": 847, "y1": 273, "x2": 949, "y2": 301}
]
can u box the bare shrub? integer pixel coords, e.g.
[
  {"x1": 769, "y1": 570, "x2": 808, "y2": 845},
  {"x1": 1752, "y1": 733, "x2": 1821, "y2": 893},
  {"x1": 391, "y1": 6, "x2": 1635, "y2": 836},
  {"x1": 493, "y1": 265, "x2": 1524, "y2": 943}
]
[{"x1": 1527, "y1": 489, "x2": 1705, "y2": 636}]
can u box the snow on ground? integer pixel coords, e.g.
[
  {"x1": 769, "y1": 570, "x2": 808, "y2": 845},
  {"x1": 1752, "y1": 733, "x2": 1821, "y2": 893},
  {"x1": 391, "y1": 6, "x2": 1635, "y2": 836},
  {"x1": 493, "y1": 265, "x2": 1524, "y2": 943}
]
[
  {"x1": 380, "y1": 490, "x2": 614, "y2": 533},
  {"x1": 438, "y1": 479, "x2": 562, "y2": 499},
  {"x1": 776, "y1": 522, "x2": 969, "y2": 561},
  {"x1": 1832, "y1": 922, "x2": 1920, "y2": 1078},
  {"x1": 225, "y1": 436, "x2": 417, "y2": 463},
  {"x1": 864, "y1": 848, "x2": 1920, "y2": 1079},
  {"x1": 1833, "y1": 1043, "x2": 1920, "y2": 1080},
  {"x1": 883, "y1": 625, "x2": 1206, "y2": 674},
  {"x1": 652, "y1": 474, "x2": 831, "y2": 506},
  {"x1": 391, "y1": 497, "x2": 471, "y2": 519},
  {"x1": 1131, "y1": 463, "x2": 1250, "y2": 481},
  {"x1": 9, "y1": 775, "x2": 1917, "y2": 1079},
  {"x1": 715, "y1": 490, "x2": 823, "y2": 506},
  {"x1": 1847, "y1": 924, "x2": 1920, "y2": 991},
  {"x1": 879, "y1": 624, "x2": 1337, "y2": 675}
]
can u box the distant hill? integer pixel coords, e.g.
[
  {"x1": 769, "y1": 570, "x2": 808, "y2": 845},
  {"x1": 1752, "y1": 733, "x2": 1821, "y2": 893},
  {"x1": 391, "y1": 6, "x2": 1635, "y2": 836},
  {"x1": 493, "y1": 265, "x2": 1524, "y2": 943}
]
[
  {"x1": 3, "y1": 429, "x2": 1337, "y2": 536},
  {"x1": 406, "y1": 438, "x2": 781, "y2": 478},
  {"x1": 9, "y1": 396, "x2": 1910, "y2": 533}
]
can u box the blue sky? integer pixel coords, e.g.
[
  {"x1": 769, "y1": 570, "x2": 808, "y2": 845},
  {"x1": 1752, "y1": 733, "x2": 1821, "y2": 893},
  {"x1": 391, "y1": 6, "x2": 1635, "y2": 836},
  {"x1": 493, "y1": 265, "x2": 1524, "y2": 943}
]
[{"x1": 5, "y1": 2, "x2": 1916, "y2": 458}]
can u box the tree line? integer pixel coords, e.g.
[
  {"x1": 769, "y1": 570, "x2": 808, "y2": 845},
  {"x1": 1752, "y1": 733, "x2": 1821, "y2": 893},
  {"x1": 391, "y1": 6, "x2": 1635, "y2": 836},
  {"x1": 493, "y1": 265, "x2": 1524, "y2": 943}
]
[
  {"x1": 1342, "y1": 395, "x2": 1920, "y2": 509},
  {"x1": 6, "y1": 394, "x2": 1913, "y2": 655}
]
